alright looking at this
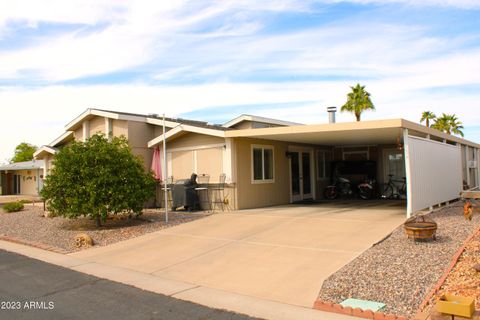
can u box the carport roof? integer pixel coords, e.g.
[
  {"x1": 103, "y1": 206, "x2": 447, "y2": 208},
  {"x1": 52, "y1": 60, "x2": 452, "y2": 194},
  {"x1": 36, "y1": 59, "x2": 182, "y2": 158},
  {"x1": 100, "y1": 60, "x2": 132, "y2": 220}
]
[{"x1": 225, "y1": 118, "x2": 480, "y2": 148}]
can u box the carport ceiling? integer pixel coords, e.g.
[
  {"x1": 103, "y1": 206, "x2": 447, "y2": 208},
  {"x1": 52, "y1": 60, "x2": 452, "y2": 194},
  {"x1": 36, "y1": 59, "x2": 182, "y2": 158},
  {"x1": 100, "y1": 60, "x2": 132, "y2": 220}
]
[{"x1": 237, "y1": 127, "x2": 404, "y2": 145}]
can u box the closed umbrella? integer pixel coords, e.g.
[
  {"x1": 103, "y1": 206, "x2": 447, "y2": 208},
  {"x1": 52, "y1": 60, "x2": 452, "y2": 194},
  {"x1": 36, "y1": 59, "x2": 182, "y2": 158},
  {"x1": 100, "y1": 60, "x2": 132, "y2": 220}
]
[{"x1": 151, "y1": 147, "x2": 162, "y2": 181}]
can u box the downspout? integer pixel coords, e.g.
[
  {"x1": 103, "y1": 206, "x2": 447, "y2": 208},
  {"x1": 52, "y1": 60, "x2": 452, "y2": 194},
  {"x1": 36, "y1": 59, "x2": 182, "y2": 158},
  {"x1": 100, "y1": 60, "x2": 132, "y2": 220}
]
[
  {"x1": 163, "y1": 114, "x2": 168, "y2": 224},
  {"x1": 465, "y1": 146, "x2": 470, "y2": 188},
  {"x1": 403, "y1": 128, "x2": 413, "y2": 218},
  {"x1": 477, "y1": 147, "x2": 480, "y2": 188}
]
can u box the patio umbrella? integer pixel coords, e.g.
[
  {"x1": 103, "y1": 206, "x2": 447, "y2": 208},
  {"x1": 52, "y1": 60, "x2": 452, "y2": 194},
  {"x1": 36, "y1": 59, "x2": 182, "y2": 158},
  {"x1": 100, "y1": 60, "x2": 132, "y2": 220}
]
[{"x1": 151, "y1": 146, "x2": 162, "y2": 181}]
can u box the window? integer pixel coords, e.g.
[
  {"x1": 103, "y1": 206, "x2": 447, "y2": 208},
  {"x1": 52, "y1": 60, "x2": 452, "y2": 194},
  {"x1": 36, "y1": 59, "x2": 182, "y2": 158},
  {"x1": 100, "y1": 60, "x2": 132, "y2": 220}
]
[
  {"x1": 316, "y1": 150, "x2": 332, "y2": 179},
  {"x1": 343, "y1": 150, "x2": 369, "y2": 161},
  {"x1": 252, "y1": 145, "x2": 274, "y2": 182}
]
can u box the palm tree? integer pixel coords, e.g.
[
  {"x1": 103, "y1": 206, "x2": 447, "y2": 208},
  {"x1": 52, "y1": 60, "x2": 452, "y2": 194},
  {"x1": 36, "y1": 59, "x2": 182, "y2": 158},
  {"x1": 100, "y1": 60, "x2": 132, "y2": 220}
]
[
  {"x1": 340, "y1": 83, "x2": 375, "y2": 121},
  {"x1": 446, "y1": 114, "x2": 464, "y2": 137},
  {"x1": 432, "y1": 114, "x2": 449, "y2": 133},
  {"x1": 420, "y1": 111, "x2": 436, "y2": 127},
  {"x1": 431, "y1": 113, "x2": 464, "y2": 137}
]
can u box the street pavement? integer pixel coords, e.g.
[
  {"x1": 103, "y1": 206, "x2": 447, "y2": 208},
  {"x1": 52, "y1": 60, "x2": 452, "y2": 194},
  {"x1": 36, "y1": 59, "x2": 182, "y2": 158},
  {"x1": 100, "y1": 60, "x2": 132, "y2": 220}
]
[{"x1": 0, "y1": 250, "x2": 257, "y2": 320}]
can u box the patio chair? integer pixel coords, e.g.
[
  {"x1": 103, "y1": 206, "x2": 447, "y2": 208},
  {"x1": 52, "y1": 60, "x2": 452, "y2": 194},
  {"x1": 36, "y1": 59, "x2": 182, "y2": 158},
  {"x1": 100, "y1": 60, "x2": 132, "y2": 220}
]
[
  {"x1": 195, "y1": 174, "x2": 211, "y2": 211},
  {"x1": 210, "y1": 174, "x2": 227, "y2": 213}
]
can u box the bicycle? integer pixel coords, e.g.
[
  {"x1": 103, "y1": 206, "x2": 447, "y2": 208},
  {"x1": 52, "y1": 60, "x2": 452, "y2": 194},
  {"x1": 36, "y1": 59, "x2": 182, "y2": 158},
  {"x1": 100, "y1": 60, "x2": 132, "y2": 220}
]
[{"x1": 381, "y1": 174, "x2": 406, "y2": 199}]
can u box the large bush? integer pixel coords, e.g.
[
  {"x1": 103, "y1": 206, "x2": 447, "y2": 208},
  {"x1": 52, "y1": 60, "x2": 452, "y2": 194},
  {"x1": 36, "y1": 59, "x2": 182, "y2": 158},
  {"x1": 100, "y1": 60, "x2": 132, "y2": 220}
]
[
  {"x1": 41, "y1": 134, "x2": 156, "y2": 227},
  {"x1": 2, "y1": 201, "x2": 24, "y2": 212}
]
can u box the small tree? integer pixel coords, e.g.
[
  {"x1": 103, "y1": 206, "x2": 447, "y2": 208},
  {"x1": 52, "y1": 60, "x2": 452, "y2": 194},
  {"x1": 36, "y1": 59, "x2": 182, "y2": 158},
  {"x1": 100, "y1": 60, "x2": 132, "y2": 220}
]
[
  {"x1": 41, "y1": 134, "x2": 156, "y2": 227},
  {"x1": 11, "y1": 142, "x2": 37, "y2": 163},
  {"x1": 340, "y1": 83, "x2": 375, "y2": 121}
]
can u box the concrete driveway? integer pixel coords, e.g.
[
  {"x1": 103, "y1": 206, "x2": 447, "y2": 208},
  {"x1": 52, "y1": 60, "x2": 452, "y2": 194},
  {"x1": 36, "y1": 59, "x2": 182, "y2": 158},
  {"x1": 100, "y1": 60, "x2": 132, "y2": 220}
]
[{"x1": 70, "y1": 200, "x2": 406, "y2": 308}]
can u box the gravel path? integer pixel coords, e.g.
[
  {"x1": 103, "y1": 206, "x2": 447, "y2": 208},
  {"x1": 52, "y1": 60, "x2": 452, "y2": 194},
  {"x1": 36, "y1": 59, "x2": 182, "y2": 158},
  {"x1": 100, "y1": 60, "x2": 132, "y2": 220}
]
[
  {"x1": 317, "y1": 203, "x2": 480, "y2": 318},
  {"x1": 0, "y1": 205, "x2": 208, "y2": 253}
]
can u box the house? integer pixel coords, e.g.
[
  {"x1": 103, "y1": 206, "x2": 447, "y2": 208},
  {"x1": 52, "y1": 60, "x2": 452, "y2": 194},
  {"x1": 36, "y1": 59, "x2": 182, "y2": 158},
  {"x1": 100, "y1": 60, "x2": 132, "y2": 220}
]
[
  {"x1": 33, "y1": 108, "x2": 480, "y2": 217},
  {"x1": 0, "y1": 160, "x2": 44, "y2": 196}
]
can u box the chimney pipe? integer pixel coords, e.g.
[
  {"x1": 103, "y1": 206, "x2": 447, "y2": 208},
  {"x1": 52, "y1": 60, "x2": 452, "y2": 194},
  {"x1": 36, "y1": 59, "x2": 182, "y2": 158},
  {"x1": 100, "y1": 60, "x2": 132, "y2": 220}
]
[{"x1": 327, "y1": 106, "x2": 337, "y2": 123}]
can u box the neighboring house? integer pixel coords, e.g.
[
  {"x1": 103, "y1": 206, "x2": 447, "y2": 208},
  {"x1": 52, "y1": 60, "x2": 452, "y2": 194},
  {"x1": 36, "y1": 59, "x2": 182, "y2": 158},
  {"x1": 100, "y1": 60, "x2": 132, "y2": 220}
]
[
  {"x1": 0, "y1": 160, "x2": 44, "y2": 196},
  {"x1": 34, "y1": 108, "x2": 480, "y2": 217}
]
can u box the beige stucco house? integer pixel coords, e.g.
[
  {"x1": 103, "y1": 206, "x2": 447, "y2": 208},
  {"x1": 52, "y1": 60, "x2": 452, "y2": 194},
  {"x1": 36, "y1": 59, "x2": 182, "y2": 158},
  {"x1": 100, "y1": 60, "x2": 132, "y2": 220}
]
[
  {"x1": 0, "y1": 160, "x2": 44, "y2": 196},
  {"x1": 32, "y1": 108, "x2": 480, "y2": 217}
]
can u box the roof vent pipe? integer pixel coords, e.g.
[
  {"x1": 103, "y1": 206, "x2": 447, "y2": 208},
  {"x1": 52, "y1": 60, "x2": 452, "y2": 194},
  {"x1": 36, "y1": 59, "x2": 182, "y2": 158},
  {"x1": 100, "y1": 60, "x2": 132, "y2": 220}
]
[{"x1": 327, "y1": 106, "x2": 337, "y2": 123}]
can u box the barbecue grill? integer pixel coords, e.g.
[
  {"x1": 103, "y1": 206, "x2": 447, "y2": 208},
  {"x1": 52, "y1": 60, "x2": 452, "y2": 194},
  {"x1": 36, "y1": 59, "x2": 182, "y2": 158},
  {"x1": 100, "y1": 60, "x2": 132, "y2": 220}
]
[{"x1": 172, "y1": 173, "x2": 199, "y2": 211}]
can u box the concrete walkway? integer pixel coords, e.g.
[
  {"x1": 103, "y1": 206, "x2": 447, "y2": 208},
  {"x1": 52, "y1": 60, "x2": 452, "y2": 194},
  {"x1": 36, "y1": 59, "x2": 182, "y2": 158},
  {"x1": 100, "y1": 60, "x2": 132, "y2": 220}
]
[{"x1": 70, "y1": 201, "x2": 406, "y2": 308}]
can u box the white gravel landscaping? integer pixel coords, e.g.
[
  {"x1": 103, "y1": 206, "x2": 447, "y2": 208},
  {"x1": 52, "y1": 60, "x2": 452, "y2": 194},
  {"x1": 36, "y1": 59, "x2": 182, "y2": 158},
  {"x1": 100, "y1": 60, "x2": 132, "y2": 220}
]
[
  {"x1": 0, "y1": 205, "x2": 208, "y2": 253},
  {"x1": 317, "y1": 202, "x2": 480, "y2": 318}
]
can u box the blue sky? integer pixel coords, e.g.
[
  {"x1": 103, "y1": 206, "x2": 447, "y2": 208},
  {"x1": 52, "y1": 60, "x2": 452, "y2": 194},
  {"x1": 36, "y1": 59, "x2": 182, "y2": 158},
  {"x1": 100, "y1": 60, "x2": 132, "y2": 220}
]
[{"x1": 1, "y1": 0, "x2": 480, "y2": 162}]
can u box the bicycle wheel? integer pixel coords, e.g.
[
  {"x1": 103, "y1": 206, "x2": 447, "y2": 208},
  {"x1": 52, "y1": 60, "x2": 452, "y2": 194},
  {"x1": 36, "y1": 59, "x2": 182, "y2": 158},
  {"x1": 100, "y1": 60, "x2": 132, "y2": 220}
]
[
  {"x1": 358, "y1": 186, "x2": 373, "y2": 200},
  {"x1": 381, "y1": 185, "x2": 393, "y2": 199},
  {"x1": 324, "y1": 186, "x2": 338, "y2": 200}
]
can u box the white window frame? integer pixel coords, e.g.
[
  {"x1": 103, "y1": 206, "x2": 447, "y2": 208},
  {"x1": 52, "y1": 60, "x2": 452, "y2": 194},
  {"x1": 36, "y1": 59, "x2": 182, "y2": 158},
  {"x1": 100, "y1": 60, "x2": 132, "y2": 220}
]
[{"x1": 251, "y1": 144, "x2": 275, "y2": 184}]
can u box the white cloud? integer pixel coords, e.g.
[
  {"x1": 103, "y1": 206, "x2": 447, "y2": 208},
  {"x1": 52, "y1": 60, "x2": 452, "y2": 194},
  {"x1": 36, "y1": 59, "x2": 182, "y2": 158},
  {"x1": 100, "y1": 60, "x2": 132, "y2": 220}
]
[
  {"x1": 1, "y1": 79, "x2": 479, "y2": 163},
  {"x1": 0, "y1": 0, "x2": 479, "y2": 162}
]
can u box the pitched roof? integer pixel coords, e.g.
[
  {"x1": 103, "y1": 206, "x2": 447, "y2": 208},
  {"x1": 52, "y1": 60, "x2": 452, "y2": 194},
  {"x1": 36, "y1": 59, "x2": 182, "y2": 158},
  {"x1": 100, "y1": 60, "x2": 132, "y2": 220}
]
[
  {"x1": 33, "y1": 146, "x2": 59, "y2": 159},
  {"x1": 148, "y1": 124, "x2": 226, "y2": 148},
  {"x1": 65, "y1": 108, "x2": 229, "y2": 132},
  {"x1": 0, "y1": 160, "x2": 44, "y2": 171},
  {"x1": 222, "y1": 114, "x2": 302, "y2": 128}
]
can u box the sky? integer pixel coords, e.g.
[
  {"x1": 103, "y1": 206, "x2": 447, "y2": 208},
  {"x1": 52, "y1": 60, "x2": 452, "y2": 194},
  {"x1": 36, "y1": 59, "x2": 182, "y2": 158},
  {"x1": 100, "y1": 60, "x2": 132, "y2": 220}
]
[{"x1": 1, "y1": 0, "x2": 480, "y2": 163}]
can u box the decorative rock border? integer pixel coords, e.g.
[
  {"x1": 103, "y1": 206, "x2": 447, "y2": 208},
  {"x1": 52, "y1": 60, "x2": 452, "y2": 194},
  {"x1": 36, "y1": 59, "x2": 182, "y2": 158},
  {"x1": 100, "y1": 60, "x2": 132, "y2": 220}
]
[
  {"x1": 417, "y1": 225, "x2": 480, "y2": 313},
  {"x1": 313, "y1": 300, "x2": 407, "y2": 320},
  {"x1": 313, "y1": 224, "x2": 480, "y2": 320},
  {"x1": 0, "y1": 234, "x2": 68, "y2": 254}
]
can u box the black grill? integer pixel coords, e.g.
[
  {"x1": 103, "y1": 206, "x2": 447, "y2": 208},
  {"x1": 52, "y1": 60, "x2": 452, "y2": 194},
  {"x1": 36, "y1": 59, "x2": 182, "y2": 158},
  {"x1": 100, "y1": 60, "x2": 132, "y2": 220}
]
[{"x1": 172, "y1": 173, "x2": 199, "y2": 211}]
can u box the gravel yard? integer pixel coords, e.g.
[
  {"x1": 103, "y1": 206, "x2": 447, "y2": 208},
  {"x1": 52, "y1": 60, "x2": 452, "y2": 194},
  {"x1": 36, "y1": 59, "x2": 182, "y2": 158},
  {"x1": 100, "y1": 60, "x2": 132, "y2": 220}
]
[
  {"x1": 317, "y1": 202, "x2": 480, "y2": 318},
  {"x1": 0, "y1": 205, "x2": 208, "y2": 253},
  {"x1": 424, "y1": 231, "x2": 480, "y2": 313}
]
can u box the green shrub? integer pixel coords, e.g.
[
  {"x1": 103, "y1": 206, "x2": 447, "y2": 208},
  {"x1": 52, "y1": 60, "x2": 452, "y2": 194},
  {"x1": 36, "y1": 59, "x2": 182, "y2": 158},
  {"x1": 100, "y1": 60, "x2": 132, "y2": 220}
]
[
  {"x1": 18, "y1": 199, "x2": 32, "y2": 204},
  {"x1": 41, "y1": 134, "x2": 156, "y2": 227},
  {"x1": 2, "y1": 201, "x2": 24, "y2": 212}
]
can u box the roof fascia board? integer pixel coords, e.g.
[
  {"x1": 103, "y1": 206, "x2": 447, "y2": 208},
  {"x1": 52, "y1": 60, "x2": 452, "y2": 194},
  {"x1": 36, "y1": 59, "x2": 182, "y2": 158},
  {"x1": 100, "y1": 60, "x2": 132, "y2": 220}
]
[
  {"x1": 148, "y1": 125, "x2": 225, "y2": 148},
  {"x1": 225, "y1": 119, "x2": 404, "y2": 138},
  {"x1": 65, "y1": 108, "x2": 123, "y2": 131},
  {"x1": 181, "y1": 124, "x2": 225, "y2": 138},
  {"x1": 49, "y1": 131, "x2": 74, "y2": 147},
  {"x1": 148, "y1": 126, "x2": 183, "y2": 148},
  {"x1": 65, "y1": 108, "x2": 184, "y2": 132},
  {"x1": 33, "y1": 146, "x2": 58, "y2": 159},
  {"x1": 65, "y1": 109, "x2": 93, "y2": 131},
  {"x1": 401, "y1": 119, "x2": 480, "y2": 148}
]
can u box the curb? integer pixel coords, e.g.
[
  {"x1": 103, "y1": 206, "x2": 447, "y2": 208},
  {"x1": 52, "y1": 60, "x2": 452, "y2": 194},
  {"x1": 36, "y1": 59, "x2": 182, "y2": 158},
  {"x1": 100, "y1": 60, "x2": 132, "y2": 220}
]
[
  {"x1": 0, "y1": 234, "x2": 68, "y2": 254},
  {"x1": 313, "y1": 301, "x2": 407, "y2": 320},
  {"x1": 417, "y1": 225, "x2": 480, "y2": 313}
]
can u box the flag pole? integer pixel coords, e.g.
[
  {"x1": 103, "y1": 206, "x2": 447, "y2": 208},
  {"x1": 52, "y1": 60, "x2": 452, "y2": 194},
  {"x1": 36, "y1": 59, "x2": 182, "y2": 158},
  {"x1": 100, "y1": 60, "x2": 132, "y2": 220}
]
[{"x1": 163, "y1": 113, "x2": 168, "y2": 223}]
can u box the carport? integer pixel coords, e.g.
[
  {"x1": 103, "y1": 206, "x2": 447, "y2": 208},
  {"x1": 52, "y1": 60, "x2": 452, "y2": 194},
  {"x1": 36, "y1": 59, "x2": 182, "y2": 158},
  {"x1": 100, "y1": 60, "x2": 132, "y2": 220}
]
[{"x1": 225, "y1": 118, "x2": 480, "y2": 217}]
